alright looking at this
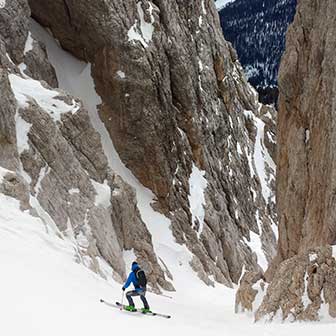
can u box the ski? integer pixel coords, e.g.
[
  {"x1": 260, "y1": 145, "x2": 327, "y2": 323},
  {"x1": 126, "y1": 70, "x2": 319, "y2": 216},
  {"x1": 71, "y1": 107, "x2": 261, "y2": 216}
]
[
  {"x1": 115, "y1": 301, "x2": 171, "y2": 319},
  {"x1": 100, "y1": 299, "x2": 171, "y2": 319}
]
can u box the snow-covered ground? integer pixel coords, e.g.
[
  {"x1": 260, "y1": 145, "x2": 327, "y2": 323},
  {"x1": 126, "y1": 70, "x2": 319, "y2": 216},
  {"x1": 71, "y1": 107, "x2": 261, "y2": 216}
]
[{"x1": 2, "y1": 193, "x2": 335, "y2": 336}]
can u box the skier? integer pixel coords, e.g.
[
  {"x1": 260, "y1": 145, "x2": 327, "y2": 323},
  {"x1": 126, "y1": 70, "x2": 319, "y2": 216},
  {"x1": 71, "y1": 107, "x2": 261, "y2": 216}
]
[{"x1": 122, "y1": 261, "x2": 151, "y2": 313}]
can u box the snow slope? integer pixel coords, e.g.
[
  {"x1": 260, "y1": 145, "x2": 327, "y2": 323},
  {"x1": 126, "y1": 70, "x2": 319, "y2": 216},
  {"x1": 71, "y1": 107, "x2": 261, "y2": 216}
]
[{"x1": 2, "y1": 193, "x2": 335, "y2": 335}]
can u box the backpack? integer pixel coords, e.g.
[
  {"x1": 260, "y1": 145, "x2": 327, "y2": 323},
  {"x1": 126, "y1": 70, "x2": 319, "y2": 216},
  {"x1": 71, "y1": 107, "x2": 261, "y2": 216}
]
[{"x1": 135, "y1": 268, "x2": 147, "y2": 287}]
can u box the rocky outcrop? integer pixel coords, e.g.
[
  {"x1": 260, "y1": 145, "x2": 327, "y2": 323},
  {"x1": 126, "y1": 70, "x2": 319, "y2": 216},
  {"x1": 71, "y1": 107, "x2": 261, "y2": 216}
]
[
  {"x1": 235, "y1": 270, "x2": 265, "y2": 313},
  {"x1": 276, "y1": 0, "x2": 336, "y2": 266},
  {"x1": 111, "y1": 176, "x2": 174, "y2": 290},
  {"x1": 0, "y1": 0, "x2": 30, "y2": 64},
  {"x1": 0, "y1": 47, "x2": 20, "y2": 171},
  {"x1": 0, "y1": 0, "x2": 170, "y2": 290},
  {"x1": 28, "y1": 0, "x2": 277, "y2": 285},
  {"x1": 256, "y1": 246, "x2": 336, "y2": 322},
  {"x1": 235, "y1": 0, "x2": 336, "y2": 322},
  {"x1": 22, "y1": 37, "x2": 58, "y2": 87}
]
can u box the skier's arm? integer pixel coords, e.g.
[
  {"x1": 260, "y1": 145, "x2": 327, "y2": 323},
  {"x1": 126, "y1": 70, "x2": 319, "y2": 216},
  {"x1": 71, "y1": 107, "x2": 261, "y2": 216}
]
[{"x1": 123, "y1": 273, "x2": 133, "y2": 289}]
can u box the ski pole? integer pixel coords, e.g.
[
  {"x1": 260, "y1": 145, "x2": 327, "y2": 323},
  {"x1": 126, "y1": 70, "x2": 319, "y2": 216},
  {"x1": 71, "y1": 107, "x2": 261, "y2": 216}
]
[{"x1": 120, "y1": 290, "x2": 124, "y2": 311}]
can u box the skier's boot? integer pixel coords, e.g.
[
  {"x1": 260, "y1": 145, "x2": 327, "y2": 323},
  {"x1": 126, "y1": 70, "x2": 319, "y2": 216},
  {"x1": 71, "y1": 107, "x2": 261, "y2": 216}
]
[
  {"x1": 125, "y1": 305, "x2": 136, "y2": 312},
  {"x1": 141, "y1": 307, "x2": 152, "y2": 314}
]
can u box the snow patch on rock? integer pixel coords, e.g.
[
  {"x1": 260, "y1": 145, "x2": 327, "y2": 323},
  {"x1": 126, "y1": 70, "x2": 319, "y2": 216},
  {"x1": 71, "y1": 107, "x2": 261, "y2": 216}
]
[
  {"x1": 0, "y1": 166, "x2": 12, "y2": 183},
  {"x1": 90, "y1": 179, "x2": 111, "y2": 209},
  {"x1": 243, "y1": 107, "x2": 276, "y2": 204},
  {"x1": 69, "y1": 188, "x2": 80, "y2": 195},
  {"x1": 128, "y1": 2, "x2": 155, "y2": 48},
  {"x1": 116, "y1": 70, "x2": 126, "y2": 79},
  {"x1": 15, "y1": 111, "x2": 32, "y2": 155},
  {"x1": 9, "y1": 74, "x2": 80, "y2": 122},
  {"x1": 35, "y1": 165, "x2": 50, "y2": 196},
  {"x1": 24, "y1": 32, "x2": 34, "y2": 54},
  {"x1": 244, "y1": 210, "x2": 267, "y2": 270},
  {"x1": 188, "y1": 164, "x2": 208, "y2": 238}
]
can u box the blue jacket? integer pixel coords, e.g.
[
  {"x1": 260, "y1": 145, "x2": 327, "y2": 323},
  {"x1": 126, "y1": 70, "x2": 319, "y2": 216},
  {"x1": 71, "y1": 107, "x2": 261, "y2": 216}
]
[{"x1": 123, "y1": 263, "x2": 143, "y2": 292}]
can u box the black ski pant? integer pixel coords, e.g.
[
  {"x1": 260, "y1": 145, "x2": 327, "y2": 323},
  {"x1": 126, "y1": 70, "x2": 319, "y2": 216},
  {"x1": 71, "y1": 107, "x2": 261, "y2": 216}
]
[{"x1": 126, "y1": 289, "x2": 149, "y2": 309}]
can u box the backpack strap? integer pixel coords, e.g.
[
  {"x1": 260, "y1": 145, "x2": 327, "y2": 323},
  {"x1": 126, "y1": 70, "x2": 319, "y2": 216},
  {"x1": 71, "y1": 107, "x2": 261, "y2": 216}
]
[{"x1": 135, "y1": 269, "x2": 142, "y2": 279}]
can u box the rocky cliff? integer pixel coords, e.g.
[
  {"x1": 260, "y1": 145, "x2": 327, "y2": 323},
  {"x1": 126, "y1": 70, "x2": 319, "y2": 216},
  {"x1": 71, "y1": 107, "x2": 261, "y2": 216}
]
[
  {"x1": 235, "y1": 0, "x2": 336, "y2": 322},
  {"x1": 276, "y1": 0, "x2": 336, "y2": 267},
  {"x1": 237, "y1": 246, "x2": 336, "y2": 322},
  {"x1": 0, "y1": 0, "x2": 170, "y2": 290},
  {"x1": 256, "y1": 246, "x2": 336, "y2": 322},
  {"x1": 1, "y1": 0, "x2": 277, "y2": 288}
]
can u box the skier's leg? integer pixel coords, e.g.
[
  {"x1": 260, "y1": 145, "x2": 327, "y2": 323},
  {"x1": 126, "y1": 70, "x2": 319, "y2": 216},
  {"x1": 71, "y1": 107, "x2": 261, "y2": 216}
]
[
  {"x1": 126, "y1": 290, "x2": 137, "y2": 307},
  {"x1": 140, "y1": 290, "x2": 150, "y2": 309}
]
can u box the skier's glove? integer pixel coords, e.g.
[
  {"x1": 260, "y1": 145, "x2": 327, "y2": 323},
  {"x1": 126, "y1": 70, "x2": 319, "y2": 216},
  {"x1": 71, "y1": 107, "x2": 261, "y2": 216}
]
[{"x1": 122, "y1": 287, "x2": 125, "y2": 291}]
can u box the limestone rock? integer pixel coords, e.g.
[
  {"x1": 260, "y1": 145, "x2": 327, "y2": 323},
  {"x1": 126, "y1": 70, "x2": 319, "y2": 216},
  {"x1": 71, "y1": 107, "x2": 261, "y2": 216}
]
[
  {"x1": 111, "y1": 175, "x2": 173, "y2": 291},
  {"x1": 276, "y1": 0, "x2": 336, "y2": 267},
  {"x1": 11, "y1": 74, "x2": 169, "y2": 287},
  {"x1": 239, "y1": 1, "x2": 336, "y2": 322},
  {"x1": 22, "y1": 38, "x2": 58, "y2": 87},
  {"x1": 0, "y1": 60, "x2": 19, "y2": 171},
  {"x1": 0, "y1": 0, "x2": 170, "y2": 289},
  {"x1": 28, "y1": 0, "x2": 277, "y2": 285},
  {"x1": 0, "y1": 0, "x2": 30, "y2": 63},
  {"x1": 0, "y1": 169, "x2": 30, "y2": 210},
  {"x1": 235, "y1": 271, "x2": 265, "y2": 313},
  {"x1": 255, "y1": 246, "x2": 336, "y2": 322}
]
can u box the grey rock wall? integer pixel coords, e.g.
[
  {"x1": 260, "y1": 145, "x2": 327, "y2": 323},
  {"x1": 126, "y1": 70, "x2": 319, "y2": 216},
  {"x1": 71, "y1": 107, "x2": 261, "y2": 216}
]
[
  {"x1": 0, "y1": 0, "x2": 170, "y2": 290},
  {"x1": 1, "y1": 0, "x2": 278, "y2": 288},
  {"x1": 275, "y1": 0, "x2": 336, "y2": 268},
  {"x1": 236, "y1": 0, "x2": 336, "y2": 322},
  {"x1": 28, "y1": 0, "x2": 277, "y2": 285}
]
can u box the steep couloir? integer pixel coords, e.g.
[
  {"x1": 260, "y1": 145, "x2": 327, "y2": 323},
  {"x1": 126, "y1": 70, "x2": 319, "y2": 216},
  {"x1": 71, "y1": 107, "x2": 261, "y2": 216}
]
[{"x1": 26, "y1": 0, "x2": 277, "y2": 286}]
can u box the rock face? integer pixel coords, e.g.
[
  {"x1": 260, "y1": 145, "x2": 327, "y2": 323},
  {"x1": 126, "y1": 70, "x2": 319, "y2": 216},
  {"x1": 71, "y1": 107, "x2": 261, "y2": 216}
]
[
  {"x1": 0, "y1": 0, "x2": 170, "y2": 290},
  {"x1": 235, "y1": 0, "x2": 336, "y2": 322},
  {"x1": 0, "y1": 0, "x2": 30, "y2": 64},
  {"x1": 235, "y1": 270, "x2": 265, "y2": 313},
  {"x1": 0, "y1": 0, "x2": 279, "y2": 289},
  {"x1": 256, "y1": 246, "x2": 336, "y2": 322},
  {"x1": 275, "y1": 0, "x2": 336, "y2": 268},
  {"x1": 28, "y1": 0, "x2": 277, "y2": 286}
]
